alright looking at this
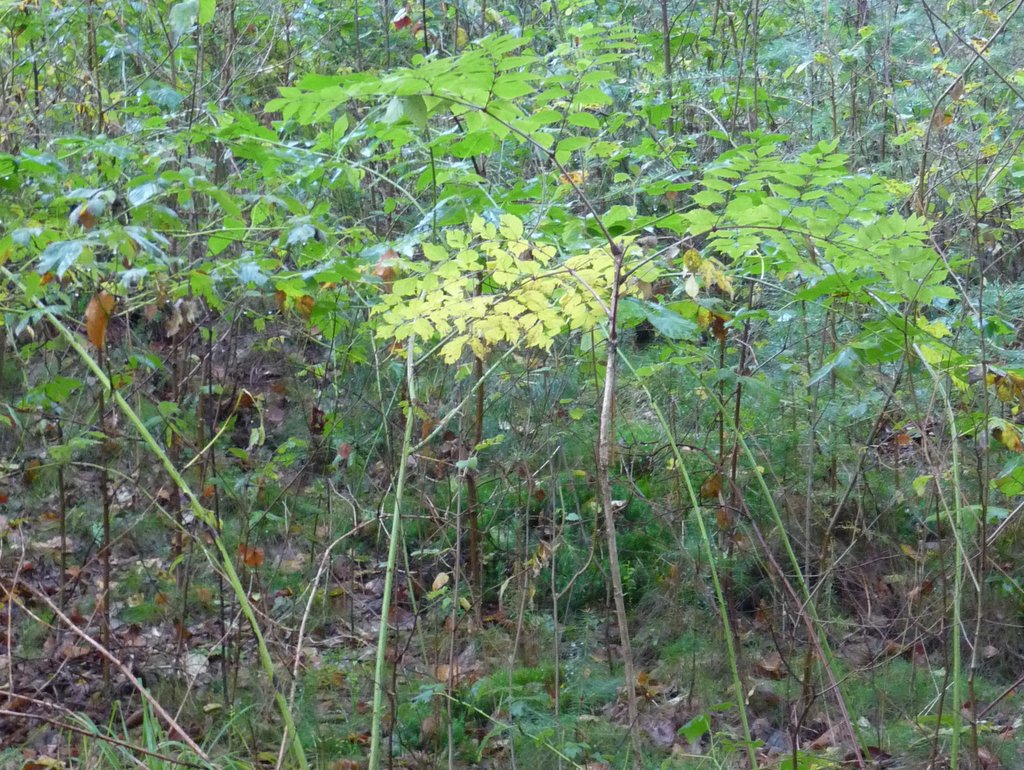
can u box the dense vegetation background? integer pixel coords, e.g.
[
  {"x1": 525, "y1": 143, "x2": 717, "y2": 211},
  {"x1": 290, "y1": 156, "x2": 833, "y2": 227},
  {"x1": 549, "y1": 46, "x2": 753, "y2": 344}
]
[{"x1": 2, "y1": 0, "x2": 1024, "y2": 767}]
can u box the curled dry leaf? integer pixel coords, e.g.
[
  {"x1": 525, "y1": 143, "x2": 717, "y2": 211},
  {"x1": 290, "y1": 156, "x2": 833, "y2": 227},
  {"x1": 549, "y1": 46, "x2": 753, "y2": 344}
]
[
  {"x1": 392, "y1": 6, "x2": 410, "y2": 29},
  {"x1": 85, "y1": 290, "x2": 116, "y2": 349},
  {"x1": 754, "y1": 650, "x2": 787, "y2": 680},
  {"x1": 164, "y1": 302, "x2": 183, "y2": 337},
  {"x1": 431, "y1": 572, "x2": 450, "y2": 592}
]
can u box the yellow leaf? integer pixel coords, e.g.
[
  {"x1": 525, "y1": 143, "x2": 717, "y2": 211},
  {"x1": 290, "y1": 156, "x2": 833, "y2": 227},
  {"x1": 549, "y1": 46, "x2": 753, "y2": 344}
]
[
  {"x1": 918, "y1": 318, "x2": 950, "y2": 338},
  {"x1": 992, "y1": 421, "x2": 1024, "y2": 453},
  {"x1": 431, "y1": 572, "x2": 450, "y2": 591},
  {"x1": 683, "y1": 248, "x2": 702, "y2": 272},
  {"x1": 440, "y1": 336, "x2": 468, "y2": 364},
  {"x1": 498, "y1": 214, "x2": 524, "y2": 241},
  {"x1": 900, "y1": 543, "x2": 921, "y2": 562}
]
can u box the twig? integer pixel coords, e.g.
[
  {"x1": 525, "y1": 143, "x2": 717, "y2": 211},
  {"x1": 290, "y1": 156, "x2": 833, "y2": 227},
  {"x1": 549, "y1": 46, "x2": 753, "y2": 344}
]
[
  {"x1": 0, "y1": 579, "x2": 209, "y2": 761},
  {"x1": 275, "y1": 517, "x2": 374, "y2": 770},
  {"x1": 0, "y1": 701, "x2": 204, "y2": 768}
]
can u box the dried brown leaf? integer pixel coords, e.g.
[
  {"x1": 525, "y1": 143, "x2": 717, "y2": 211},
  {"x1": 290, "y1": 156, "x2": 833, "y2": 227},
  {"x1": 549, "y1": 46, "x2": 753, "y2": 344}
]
[{"x1": 85, "y1": 291, "x2": 115, "y2": 349}]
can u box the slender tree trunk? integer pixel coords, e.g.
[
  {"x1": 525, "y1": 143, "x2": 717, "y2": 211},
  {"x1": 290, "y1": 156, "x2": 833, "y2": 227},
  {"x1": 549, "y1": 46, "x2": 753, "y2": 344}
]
[
  {"x1": 87, "y1": 0, "x2": 103, "y2": 130},
  {"x1": 465, "y1": 353, "x2": 484, "y2": 625},
  {"x1": 661, "y1": 0, "x2": 674, "y2": 136},
  {"x1": 596, "y1": 246, "x2": 641, "y2": 763}
]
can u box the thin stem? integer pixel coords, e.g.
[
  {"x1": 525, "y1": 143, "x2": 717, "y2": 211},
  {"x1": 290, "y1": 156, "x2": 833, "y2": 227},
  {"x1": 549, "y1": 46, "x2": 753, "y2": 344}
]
[{"x1": 368, "y1": 337, "x2": 417, "y2": 770}]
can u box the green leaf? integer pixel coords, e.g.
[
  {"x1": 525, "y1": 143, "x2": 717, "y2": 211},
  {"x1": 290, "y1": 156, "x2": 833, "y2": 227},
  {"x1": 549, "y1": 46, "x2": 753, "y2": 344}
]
[
  {"x1": 157, "y1": 401, "x2": 180, "y2": 418},
  {"x1": 685, "y1": 208, "x2": 717, "y2": 235},
  {"x1": 42, "y1": 376, "x2": 83, "y2": 403},
  {"x1": 994, "y1": 457, "x2": 1024, "y2": 497},
  {"x1": 602, "y1": 205, "x2": 635, "y2": 230},
  {"x1": 639, "y1": 301, "x2": 698, "y2": 340},
  {"x1": 679, "y1": 714, "x2": 710, "y2": 742},
  {"x1": 0, "y1": 154, "x2": 16, "y2": 179},
  {"x1": 286, "y1": 222, "x2": 317, "y2": 246},
  {"x1": 127, "y1": 182, "x2": 163, "y2": 208},
  {"x1": 198, "y1": 0, "x2": 215, "y2": 24},
  {"x1": 451, "y1": 130, "x2": 497, "y2": 158},
  {"x1": 809, "y1": 347, "x2": 860, "y2": 387},
  {"x1": 208, "y1": 217, "x2": 246, "y2": 256},
  {"x1": 383, "y1": 95, "x2": 427, "y2": 127},
  {"x1": 692, "y1": 190, "x2": 725, "y2": 207},
  {"x1": 911, "y1": 475, "x2": 932, "y2": 498},
  {"x1": 555, "y1": 136, "x2": 592, "y2": 164},
  {"x1": 169, "y1": 0, "x2": 199, "y2": 39},
  {"x1": 567, "y1": 112, "x2": 601, "y2": 130},
  {"x1": 38, "y1": 240, "x2": 86, "y2": 277}
]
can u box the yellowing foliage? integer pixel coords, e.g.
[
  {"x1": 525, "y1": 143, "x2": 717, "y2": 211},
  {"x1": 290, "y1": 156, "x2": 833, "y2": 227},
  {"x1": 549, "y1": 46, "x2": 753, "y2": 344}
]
[{"x1": 372, "y1": 214, "x2": 660, "y2": 363}]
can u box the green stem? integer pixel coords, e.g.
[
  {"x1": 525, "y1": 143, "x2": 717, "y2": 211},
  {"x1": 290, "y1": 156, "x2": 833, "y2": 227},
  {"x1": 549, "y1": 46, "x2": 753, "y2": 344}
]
[
  {"x1": 912, "y1": 343, "x2": 964, "y2": 769},
  {"x1": 657, "y1": 348, "x2": 865, "y2": 766},
  {"x1": 618, "y1": 351, "x2": 756, "y2": 769},
  {"x1": 368, "y1": 337, "x2": 417, "y2": 770},
  {"x1": 1, "y1": 266, "x2": 308, "y2": 770}
]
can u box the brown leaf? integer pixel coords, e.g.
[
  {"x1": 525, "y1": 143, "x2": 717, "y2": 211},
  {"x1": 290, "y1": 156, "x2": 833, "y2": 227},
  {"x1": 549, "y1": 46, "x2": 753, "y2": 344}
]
[
  {"x1": 977, "y1": 746, "x2": 1000, "y2": 769},
  {"x1": 710, "y1": 313, "x2": 728, "y2": 342},
  {"x1": 700, "y1": 473, "x2": 722, "y2": 500},
  {"x1": 754, "y1": 650, "x2": 787, "y2": 679},
  {"x1": 70, "y1": 199, "x2": 102, "y2": 230},
  {"x1": 329, "y1": 760, "x2": 361, "y2": 770},
  {"x1": 809, "y1": 724, "x2": 841, "y2": 750},
  {"x1": 374, "y1": 249, "x2": 399, "y2": 291},
  {"x1": 85, "y1": 291, "x2": 116, "y2": 349},
  {"x1": 297, "y1": 294, "x2": 315, "y2": 319},
  {"x1": 392, "y1": 6, "x2": 410, "y2": 29},
  {"x1": 419, "y1": 713, "x2": 441, "y2": 745},
  {"x1": 238, "y1": 544, "x2": 264, "y2": 568},
  {"x1": 434, "y1": 662, "x2": 467, "y2": 684},
  {"x1": 23, "y1": 458, "x2": 43, "y2": 485},
  {"x1": 164, "y1": 303, "x2": 183, "y2": 337},
  {"x1": 932, "y1": 111, "x2": 953, "y2": 130}
]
